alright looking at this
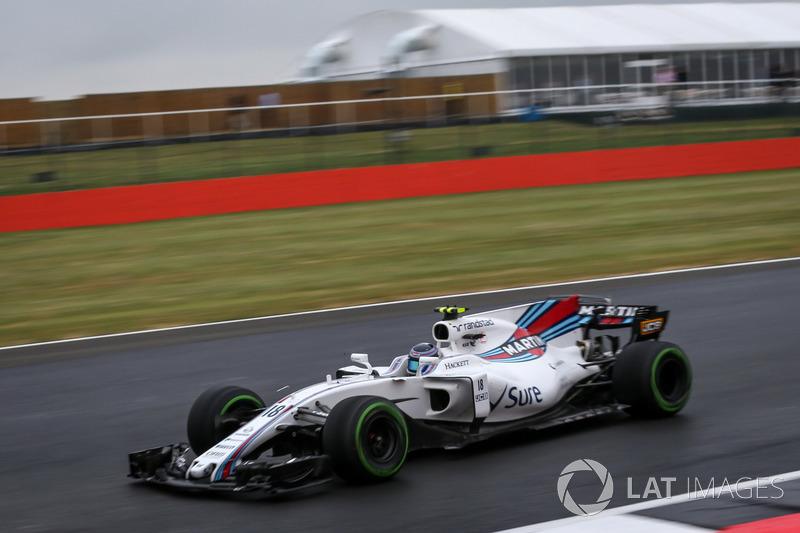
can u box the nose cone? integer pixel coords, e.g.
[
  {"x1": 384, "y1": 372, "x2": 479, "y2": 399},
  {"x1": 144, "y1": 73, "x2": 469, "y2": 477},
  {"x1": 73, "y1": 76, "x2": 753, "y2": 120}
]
[{"x1": 188, "y1": 460, "x2": 216, "y2": 479}]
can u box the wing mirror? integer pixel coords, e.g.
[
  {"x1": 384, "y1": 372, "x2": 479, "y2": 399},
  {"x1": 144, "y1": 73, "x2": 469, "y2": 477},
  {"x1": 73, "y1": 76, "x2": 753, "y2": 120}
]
[
  {"x1": 350, "y1": 353, "x2": 373, "y2": 375},
  {"x1": 416, "y1": 356, "x2": 440, "y2": 376}
]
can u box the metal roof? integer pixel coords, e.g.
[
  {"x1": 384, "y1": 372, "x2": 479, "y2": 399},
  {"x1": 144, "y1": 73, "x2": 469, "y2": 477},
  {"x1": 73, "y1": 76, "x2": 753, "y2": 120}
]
[{"x1": 418, "y1": 3, "x2": 800, "y2": 56}]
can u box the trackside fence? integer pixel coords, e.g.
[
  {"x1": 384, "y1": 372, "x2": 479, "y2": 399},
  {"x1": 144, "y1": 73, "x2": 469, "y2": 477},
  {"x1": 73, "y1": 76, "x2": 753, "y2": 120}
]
[{"x1": 1, "y1": 81, "x2": 799, "y2": 197}]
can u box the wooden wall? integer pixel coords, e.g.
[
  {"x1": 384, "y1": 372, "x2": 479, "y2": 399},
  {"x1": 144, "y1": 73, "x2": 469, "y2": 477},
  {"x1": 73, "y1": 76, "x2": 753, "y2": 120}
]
[
  {"x1": 0, "y1": 98, "x2": 39, "y2": 147},
  {"x1": 0, "y1": 74, "x2": 498, "y2": 147}
]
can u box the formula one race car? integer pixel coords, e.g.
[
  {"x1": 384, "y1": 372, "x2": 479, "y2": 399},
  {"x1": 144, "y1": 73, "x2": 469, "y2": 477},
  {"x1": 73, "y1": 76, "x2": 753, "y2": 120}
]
[{"x1": 129, "y1": 295, "x2": 691, "y2": 495}]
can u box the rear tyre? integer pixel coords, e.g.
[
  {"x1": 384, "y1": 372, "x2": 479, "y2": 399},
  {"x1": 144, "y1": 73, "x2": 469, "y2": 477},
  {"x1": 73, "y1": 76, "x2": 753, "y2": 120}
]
[
  {"x1": 322, "y1": 396, "x2": 409, "y2": 483},
  {"x1": 186, "y1": 385, "x2": 265, "y2": 454},
  {"x1": 612, "y1": 341, "x2": 692, "y2": 417}
]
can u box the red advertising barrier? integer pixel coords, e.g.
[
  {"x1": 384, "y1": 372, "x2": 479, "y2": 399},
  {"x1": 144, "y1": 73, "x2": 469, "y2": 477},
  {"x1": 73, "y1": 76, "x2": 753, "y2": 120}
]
[{"x1": 2, "y1": 138, "x2": 799, "y2": 232}]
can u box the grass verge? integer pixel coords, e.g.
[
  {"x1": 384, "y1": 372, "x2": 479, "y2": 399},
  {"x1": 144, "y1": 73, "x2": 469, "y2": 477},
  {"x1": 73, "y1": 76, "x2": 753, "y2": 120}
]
[{"x1": 1, "y1": 167, "x2": 799, "y2": 346}]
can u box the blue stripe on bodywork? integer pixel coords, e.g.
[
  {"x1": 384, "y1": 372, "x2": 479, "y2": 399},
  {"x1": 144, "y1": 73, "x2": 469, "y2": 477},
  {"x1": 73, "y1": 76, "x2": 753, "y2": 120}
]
[
  {"x1": 517, "y1": 300, "x2": 557, "y2": 329},
  {"x1": 541, "y1": 315, "x2": 586, "y2": 341}
]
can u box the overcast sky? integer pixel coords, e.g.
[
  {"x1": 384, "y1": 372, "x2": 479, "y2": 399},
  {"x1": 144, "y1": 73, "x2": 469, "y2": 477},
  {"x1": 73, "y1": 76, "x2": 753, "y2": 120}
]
[{"x1": 0, "y1": 0, "x2": 777, "y2": 100}]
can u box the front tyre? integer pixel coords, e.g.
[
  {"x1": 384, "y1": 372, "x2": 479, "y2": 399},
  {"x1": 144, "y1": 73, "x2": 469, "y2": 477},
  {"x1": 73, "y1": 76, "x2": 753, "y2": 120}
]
[
  {"x1": 322, "y1": 396, "x2": 409, "y2": 483},
  {"x1": 612, "y1": 341, "x2": 692, "y2": 417},
  {"x1": 186, "y1": 385, "x2": 265, "y2": 454}
]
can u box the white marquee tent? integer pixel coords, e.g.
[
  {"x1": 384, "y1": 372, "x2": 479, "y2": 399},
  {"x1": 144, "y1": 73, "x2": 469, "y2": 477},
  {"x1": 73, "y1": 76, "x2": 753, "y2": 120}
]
[{"x1": 288, "y1": 3, "x2": 800, "y2": 82}]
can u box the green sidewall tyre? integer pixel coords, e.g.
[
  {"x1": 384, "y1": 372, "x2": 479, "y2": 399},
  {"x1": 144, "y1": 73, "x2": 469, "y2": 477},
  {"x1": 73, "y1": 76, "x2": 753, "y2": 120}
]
[
  {"x1": 220, "y1": 395, "x2": 263, "y2": 414},
  {"x1": 186, "y1": 385, "x2": 265, "y2": 455},
  {"x1": 613, "y1": 341, "x2": 692, "y2": 418},
  {"x1": 354, "y1": 402, "x2": 408, "y2": 478},
  {"x1": 649, "y1": 346, "x2": 692, "y2": 413},
  {"x1": 323, "y1": 396, "x2": 409, "y2": 483}
]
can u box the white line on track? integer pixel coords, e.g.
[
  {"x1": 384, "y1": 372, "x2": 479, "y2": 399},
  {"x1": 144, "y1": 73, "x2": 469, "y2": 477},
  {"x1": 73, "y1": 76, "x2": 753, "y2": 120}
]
[{"x1": 3, "y1": 256, "x2": 799, "y2": 352}]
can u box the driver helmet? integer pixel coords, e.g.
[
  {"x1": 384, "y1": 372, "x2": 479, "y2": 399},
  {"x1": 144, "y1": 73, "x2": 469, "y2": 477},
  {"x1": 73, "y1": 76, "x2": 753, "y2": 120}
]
[{"x1": 408, "y1": 342, "x2": 439, "y2": 375}]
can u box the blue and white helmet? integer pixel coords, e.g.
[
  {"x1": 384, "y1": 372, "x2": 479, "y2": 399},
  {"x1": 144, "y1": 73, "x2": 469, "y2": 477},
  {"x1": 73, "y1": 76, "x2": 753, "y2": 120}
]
[{"x1": 407, "y1": 342, "x2": 439, "y2": 375}]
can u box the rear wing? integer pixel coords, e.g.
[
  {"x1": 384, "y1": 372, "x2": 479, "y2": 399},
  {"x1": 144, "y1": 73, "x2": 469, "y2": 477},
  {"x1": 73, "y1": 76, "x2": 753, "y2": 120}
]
[
  {"x1": 577, "y1": 299, "x2": 669, "y2": 342},
  {"x1": 431, "y1": 295, "x2": 670, "y2": 358}
]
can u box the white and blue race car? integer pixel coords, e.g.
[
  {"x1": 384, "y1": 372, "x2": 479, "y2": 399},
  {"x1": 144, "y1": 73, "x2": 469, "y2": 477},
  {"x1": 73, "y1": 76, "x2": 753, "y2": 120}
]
[{"x1": 129, "y1": 295, "x2": 691, "y2": 495}]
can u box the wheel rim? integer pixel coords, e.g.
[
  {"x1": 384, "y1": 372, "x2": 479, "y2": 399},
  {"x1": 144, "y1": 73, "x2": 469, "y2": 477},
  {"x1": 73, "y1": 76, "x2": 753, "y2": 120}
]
[
  {"x1": 365, "y1": 416, "x2": 400, "y2": 463},
  {"x1": 656, "y1": 358, "x2": 684, "y2": 402}
]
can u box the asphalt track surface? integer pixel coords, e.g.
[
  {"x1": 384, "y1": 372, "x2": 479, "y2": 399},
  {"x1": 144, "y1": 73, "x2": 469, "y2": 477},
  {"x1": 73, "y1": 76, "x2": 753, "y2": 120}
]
[{"x1": 2, "y1": 260, "x2": 799, "y2": 532}]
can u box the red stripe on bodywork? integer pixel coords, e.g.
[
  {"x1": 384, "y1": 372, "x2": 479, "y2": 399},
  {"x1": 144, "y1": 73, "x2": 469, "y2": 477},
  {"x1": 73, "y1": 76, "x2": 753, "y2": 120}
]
[{"x1": 526, "y1": 296, "x2": 580, "y2": 336}]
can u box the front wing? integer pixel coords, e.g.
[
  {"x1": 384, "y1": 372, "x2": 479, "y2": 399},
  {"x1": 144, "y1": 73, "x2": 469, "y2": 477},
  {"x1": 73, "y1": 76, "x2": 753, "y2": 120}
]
[{"x1": 128, "y1": 443, "x2": 333, "y2": 496}]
